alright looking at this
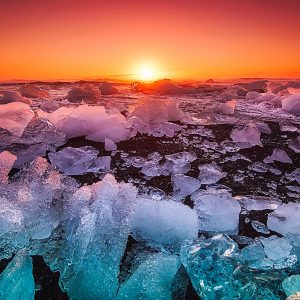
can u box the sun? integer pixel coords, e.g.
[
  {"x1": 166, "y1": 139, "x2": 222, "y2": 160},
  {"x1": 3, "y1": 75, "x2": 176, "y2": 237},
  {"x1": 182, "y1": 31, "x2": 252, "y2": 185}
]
[
  {"x1": 136, "y1": 63, "x2": 160, "y2": 82},
  {"x1": 139, "y1": 68, "x2": 155, "y2": 81}
]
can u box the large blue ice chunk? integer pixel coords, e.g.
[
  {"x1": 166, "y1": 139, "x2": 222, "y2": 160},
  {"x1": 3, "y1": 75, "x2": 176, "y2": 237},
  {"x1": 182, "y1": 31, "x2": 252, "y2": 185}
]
[{"x1": 0, "y1": 250, "x2": 35, "y2": 300}]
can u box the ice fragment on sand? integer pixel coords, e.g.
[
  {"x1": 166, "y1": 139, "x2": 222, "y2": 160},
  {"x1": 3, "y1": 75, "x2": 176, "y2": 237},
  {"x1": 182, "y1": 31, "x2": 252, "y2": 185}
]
[
  {"x1": 264, "y1": 148, "x2": 292, "y2": 164},
  {"x1": 172, "y1": 174, "x2": 201, "y2": 199},
  {"x1": 235, "y1": 195, "x2": 282, "y2": 211},
  {"x1": 251, "y1": 221, "x2": 270, "y2": 234},
  {"x1": 38, "y1": 104, "x2": 131, "y2": 142},
  {"x1": 49, "y1": 146, "x2": 110, "y2": 175},
  {"x1": 230, "y1": 123, "x2": 261, "y2": 147},
  {"x1": 104, "y1": 138, "x2": 117, "y2": 151},
  {"x1": 191, "y1": 190, "x2": 241, "y2": 233},
  {"x1": 267, "y1": 203, "x2": 300, "y2": 236},
  {"x1": 131, "y1": 196, "x2": 198, "y2": 251},
  {"x1": 198, "y1": 163, "x2": 226, "y2": 184},
  {"x1": 289, "y1": 136, "x2": 300, "y2": 153},
  {"x1": 260, "y1": 236, "x2": 293, "y2": 260}
]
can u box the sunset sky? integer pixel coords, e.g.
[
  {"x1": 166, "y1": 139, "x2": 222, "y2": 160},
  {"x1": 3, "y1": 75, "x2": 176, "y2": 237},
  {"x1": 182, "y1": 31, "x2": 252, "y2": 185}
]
[{"x1": 1, "y1": 0, "x2": 300, "y2": 81}]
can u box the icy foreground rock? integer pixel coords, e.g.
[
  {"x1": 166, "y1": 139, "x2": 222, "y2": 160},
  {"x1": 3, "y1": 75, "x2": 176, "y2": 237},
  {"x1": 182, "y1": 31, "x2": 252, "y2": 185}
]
[
  {"x1": 0, "y1": 250, "x2": 35, "y2": 300},
  {"x1": 181, "y1": 234, "x2": 300, "y2": 300},
  {"x1": 191, "y1": 190, "x2": 241, "y2": 233},
  {"x1": 49, "y1": 146, "x2": 111, "y2": 175},
  {"x1": 0, "y1": 102, "x2": 34, "y2": 137},
  {"x1": 131, "y1": 197, "x2": 198, "y2": 251}
]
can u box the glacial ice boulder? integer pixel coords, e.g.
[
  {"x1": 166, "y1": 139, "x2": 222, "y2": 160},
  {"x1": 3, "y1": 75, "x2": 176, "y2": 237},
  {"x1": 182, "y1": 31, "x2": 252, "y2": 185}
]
[
  {"x1": 0, "y1": 102, "x2": 34, "y2": 137},
  {"x1": 38, "y1": 104, "x2": 132, "y2": 142},
  {"x1": 181, "y1": 234, "x2": 300, "y2": 300},
  {"x1": 180, "y1": 235, "x2": 242, "y2": 299},
  {"x1": 19, "y1": 84, "x2": 48, "y2": 98},
  {"x1": 129, "y1": 97, "x2": 183, "y2": 123},
  {"x1": 131, "y1": 196, "x2": 198, "y2": 251},
  {"x1": 191, "y1": 190, "x2": 241, "y2": 233},
  {"x1": 282, "y1": 95, "x2": 300, "y2": 115},
  {"x1": 99, "y1": 81, "x2": 119, "y2": 95},
  {"x1": 0, "y1": 90, "x2": 31, "y2": 104},
  {"x1": 0, "y1": 250, "x2": 35, "y2": 300},
  {"x1": 56, "y1": 174, "x2": 137, "y2": 299},
  {"x1": 67, "y1": 84, "x2": 100, "y2": 103},
  {"x1": 267, "y1": 203, "x2": 300, "y2": 236},
  {"x1": 49, "y1": 146, "x2": 111, "y2": 175},
  {"x1": 128, "y1": 97, "x2": 183, "y2": 137}
]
